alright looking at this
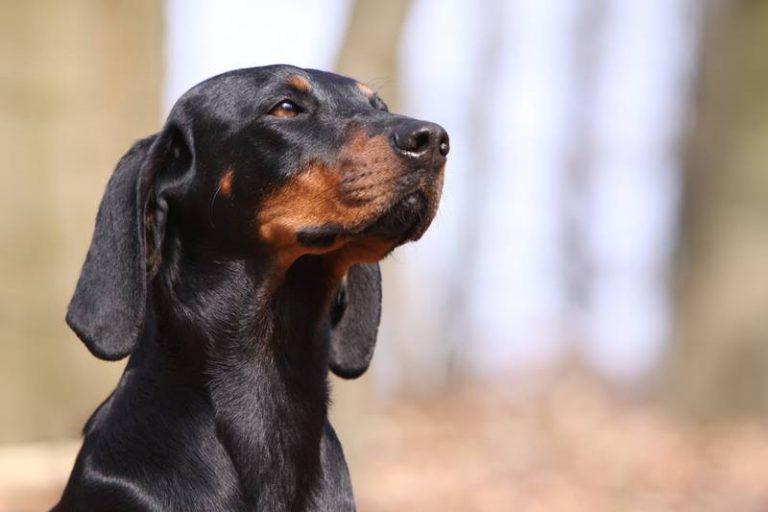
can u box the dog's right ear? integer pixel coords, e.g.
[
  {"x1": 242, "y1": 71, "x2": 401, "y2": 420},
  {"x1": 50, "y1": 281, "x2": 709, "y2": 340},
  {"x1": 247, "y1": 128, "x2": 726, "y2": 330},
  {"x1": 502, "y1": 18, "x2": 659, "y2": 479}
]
[{"x1": 66, "y1": 128, "x2": 190, "y2": 360}]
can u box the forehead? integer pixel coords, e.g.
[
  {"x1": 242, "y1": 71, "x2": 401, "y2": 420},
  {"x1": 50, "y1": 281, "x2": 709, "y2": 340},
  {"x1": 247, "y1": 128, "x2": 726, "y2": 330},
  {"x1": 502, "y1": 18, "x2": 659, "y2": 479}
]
[
  {"x1": 169, "y1": 65, "x2": 384, "y2": 138},
  {"x1": 186, "y1": 65, "x2": 373, "y2": 105}
]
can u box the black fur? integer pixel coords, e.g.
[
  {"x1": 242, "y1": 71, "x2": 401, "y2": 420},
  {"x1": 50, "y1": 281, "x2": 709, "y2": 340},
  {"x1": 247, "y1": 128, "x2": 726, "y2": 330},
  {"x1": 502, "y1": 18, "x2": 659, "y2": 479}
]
[{"x1": 54, "y1": 65, "x2": 448, "y2": 511}]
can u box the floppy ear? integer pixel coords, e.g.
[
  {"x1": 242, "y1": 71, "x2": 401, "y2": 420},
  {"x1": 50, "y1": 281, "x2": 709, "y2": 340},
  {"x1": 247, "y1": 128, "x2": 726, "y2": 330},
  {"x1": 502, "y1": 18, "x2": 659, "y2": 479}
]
[
  {"x1": 329, "y1": 263, "x2": 382, "y2": 379},
  {"x1": 66, "y1": 128, "x2": 187, "y2": 360}
]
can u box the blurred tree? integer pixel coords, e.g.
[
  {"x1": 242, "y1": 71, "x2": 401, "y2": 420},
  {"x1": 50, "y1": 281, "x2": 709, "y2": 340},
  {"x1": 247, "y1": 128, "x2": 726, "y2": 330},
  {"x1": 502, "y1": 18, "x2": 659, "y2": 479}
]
[
  {"x1": 561, "y1": 0, "x2": 605, "y2": 361},
  {"x1": 0, "y1": 0, "x2": 162, "y2": 442},
  {"x1": 667, "y1": 0, "x2": 768, "y2": 417},
  {"x1": 442, "y1": 0, "x2": 504, "y2": 381},
  {"x1": 333, "y1": 0, "x2": 416, "y2": 393},
  {"x1": 329, "y1": 0, "x2": 414, "y2": 478},
  {"x1": 334, "y1": 0, "x2": 411, "y2": 110}
]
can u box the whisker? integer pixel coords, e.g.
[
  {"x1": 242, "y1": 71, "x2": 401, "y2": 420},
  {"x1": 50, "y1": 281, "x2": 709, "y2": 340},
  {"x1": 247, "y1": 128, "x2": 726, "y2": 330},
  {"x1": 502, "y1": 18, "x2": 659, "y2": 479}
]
[{"x1": 209, "y1": 182, "x2": 223, "y2": 228}]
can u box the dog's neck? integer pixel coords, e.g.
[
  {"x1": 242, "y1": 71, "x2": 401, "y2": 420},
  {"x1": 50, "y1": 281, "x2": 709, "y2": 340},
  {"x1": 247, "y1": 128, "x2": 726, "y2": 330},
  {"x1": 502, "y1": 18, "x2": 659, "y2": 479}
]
[{"x1": 149, "y1": 249, "x2": 340, "y2": 510}]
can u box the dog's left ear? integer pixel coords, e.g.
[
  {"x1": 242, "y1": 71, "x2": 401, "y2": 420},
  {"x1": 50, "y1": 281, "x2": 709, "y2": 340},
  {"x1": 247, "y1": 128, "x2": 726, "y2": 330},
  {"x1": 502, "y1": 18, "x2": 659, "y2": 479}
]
[{"x1": 329, "y1": 263, "x2": 382, "y2": 379}]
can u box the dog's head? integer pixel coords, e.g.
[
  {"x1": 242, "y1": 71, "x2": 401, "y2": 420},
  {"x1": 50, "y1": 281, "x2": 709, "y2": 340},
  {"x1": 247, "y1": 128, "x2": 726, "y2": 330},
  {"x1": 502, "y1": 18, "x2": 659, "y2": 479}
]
[{"x1": 66, "y1": 65, "x2": 448, "y2": 378}]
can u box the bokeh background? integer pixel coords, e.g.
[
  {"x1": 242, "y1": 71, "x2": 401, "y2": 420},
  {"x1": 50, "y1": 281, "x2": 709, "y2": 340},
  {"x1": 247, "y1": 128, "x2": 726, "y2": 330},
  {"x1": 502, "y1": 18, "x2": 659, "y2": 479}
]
[{"x1": 2, "y1": 0, "x2": 768, "y2": 510}]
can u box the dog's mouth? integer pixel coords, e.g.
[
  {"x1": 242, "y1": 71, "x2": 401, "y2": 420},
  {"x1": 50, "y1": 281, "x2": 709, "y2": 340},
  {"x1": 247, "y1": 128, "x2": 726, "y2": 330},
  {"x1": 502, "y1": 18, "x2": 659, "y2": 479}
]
[
  {"x1": 296, "y1": 190, "x2": 431, "y2": 250},
  {"x1": 361, "y1": 191, "x2": 427, "y2": 242}
]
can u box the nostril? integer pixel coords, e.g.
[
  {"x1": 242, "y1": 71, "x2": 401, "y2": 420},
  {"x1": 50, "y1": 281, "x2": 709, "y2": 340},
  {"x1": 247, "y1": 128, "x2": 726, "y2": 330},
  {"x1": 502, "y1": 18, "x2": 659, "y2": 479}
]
[
  {"x1": 412, "y1": 130, "x2": 431, "y2": 153},
  {"x1": 394, "y1": 126, "x2": 433, "y2": 154},
  {"x1": 392, "y1": 122, "x2": 449, "y2": 160},
  {"x1": 438, "y1": 133, "x2": 450, "y2": 157}
]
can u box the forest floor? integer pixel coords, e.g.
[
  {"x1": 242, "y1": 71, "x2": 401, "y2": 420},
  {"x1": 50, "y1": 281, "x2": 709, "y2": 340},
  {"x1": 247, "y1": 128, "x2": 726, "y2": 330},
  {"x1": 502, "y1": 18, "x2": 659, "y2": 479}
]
[
  {"x1": 3, "y1": 374, "x2": 768, "y2": 512},
  {"x1": 352, "y1": 374, "x2": 768, "y2": 511}
]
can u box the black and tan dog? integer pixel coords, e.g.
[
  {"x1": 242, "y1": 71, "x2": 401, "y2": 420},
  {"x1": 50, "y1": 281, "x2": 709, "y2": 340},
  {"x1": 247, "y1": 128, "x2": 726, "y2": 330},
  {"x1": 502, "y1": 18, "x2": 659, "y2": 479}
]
[{"x1": 52, "y1": 65, "x2": 447, "y2": 511}]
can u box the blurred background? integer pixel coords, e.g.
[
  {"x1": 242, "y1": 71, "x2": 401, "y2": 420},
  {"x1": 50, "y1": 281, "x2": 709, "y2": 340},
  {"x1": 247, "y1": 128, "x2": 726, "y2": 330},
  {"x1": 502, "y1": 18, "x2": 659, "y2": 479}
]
[{"x1": 1, "y1": 0, "x2": 768, "y2": 510}]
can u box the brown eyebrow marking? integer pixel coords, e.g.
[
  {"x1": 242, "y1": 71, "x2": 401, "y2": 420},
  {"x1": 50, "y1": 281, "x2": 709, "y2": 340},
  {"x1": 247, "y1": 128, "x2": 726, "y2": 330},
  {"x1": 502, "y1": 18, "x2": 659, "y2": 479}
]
[
  {"x1": 356, "y1": 82, "x2": 374, "y2": 97},
  {"x1": 287, "y1": 74, "x2": 312, "y2": 92},
  {"x1": 218, "y1": 168, "x2": 234, "y2": 197}
]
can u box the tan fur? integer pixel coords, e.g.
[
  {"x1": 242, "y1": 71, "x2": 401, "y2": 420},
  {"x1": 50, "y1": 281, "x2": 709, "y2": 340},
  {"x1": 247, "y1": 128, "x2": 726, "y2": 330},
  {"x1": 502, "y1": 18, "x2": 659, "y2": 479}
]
[
  {"x1": 323, "y1": 237, "x2": 394, "y2": 279},
  {"x1": 356, "y1": 82, "x2": 374, "y2": 97},
  {"x1": 219, "y1": 169, "x2": 234, "y2": 197},
  {"x1": 287, "y1": 74, "x2": 312, "y2": 93},
  {"x1": 257, "y1": 128, "x2": 403, "y2": 268}
]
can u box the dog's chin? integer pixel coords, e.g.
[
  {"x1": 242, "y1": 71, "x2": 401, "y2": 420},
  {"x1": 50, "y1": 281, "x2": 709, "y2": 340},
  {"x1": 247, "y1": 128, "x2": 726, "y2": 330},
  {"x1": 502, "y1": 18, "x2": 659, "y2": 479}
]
[{"x1": 362, "y1": 191, "x2": 431, "y2": 244}]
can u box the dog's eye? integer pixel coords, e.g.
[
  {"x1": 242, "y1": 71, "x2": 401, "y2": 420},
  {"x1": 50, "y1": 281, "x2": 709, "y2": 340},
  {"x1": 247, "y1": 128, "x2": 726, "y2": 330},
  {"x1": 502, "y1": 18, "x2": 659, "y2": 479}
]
[{"x1": 269, "y1": 100, "x2": 302, "y2": 118}]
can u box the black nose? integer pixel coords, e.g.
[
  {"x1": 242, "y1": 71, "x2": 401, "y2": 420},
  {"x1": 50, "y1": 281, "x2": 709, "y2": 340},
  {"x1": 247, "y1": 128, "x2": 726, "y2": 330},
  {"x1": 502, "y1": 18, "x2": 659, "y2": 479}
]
[{"x1": 391, "y1": 120, "x2": 449, "y2": 165}]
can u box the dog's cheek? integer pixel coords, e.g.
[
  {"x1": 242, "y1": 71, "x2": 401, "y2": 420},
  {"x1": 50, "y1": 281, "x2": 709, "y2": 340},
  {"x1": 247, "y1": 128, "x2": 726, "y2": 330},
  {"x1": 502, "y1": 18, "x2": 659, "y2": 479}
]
[{"x1": 257, "y1": 161, "x2": 390, "y2": 245}]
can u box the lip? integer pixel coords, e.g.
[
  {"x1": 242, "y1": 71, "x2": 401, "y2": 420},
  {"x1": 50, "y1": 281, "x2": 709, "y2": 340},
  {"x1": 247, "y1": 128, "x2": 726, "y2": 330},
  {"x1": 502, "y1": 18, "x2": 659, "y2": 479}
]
[
  {"x1": 295, "y1": 190, "x2": 429, "y2": 249},
  {"x1": 361, "y1": 191, "x2": 427, "y2": 242}
]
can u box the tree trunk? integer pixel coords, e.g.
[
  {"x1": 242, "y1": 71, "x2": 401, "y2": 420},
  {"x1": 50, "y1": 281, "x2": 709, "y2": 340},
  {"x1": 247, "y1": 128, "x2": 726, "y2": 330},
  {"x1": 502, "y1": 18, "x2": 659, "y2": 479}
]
[
  {"x1": 0, "y1": 0, "x2": 162, "y2": 442},
  {"x1": 666, "y1": 0, "x2": 768, "y2": 418},
  {"x1": 329, "y1": 0, "x2": 413, "y2": 476},
  {"x1": 334, "y1": 0, "x2": 412, "y2": 110}
]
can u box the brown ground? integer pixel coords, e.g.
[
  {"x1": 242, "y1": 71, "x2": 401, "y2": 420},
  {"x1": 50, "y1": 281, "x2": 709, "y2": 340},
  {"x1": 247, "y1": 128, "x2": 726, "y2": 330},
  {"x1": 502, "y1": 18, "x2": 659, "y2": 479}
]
[
  {"x1": 352, "y1": 376, "x2": 768, "y2": 511},
  {"x1": 3, "y1": 375, "x2": 768, "y2": 511}
]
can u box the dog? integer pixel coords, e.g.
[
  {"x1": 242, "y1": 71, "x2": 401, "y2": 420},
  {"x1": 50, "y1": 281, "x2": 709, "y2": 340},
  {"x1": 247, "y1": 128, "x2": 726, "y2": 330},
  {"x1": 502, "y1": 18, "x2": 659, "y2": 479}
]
[{"x1": 52, "y1": 65, "x2": 448, "y2": 511}]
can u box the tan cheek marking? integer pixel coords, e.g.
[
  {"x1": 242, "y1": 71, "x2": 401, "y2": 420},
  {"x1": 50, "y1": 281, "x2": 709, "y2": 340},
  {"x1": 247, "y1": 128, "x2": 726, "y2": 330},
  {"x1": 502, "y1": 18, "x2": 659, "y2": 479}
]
[
  {"x1": 356, "y1": 82, "x2": 374, "y2": 97},
  {"x1": 256, "y1": 128, "x2": 405, "y2": 267},
  {"x1": 219, "y1": 169, "x2": 234, "y2": 197},
  {"x1": 257, "y1": 162, "x2": 380, "y2": 251},
  {"x1": 287, "y1": 74, "x2": 312, "y2": 92}
]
